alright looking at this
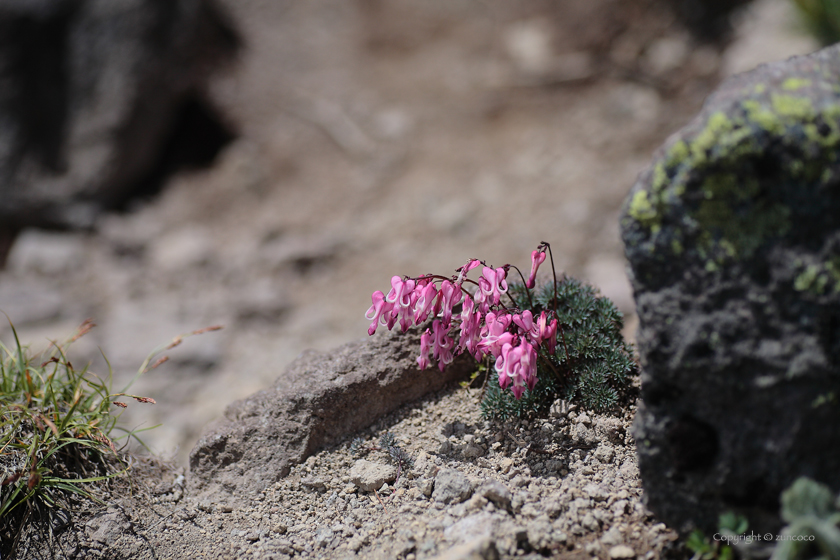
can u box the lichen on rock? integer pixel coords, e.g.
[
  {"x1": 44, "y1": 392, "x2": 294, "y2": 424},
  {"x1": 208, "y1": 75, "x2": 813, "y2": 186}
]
[
  {"x1": 621, "y1": 44, "x2": 840, "y2": 535},
  {"x1": 624, "y1": 45, "x2": 840, "y2": 285}
]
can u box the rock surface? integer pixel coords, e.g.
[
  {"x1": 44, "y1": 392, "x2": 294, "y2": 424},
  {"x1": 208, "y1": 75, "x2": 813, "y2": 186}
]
[
  {"x1": 188, "y1": 328, "x2": 474, "y2": 499},
  {"x1": 621, "y1": 44, "x2": 840, "y2": 533},
  {"x1": 0, "y1": 0, "x2": 236, "y2": 235}
]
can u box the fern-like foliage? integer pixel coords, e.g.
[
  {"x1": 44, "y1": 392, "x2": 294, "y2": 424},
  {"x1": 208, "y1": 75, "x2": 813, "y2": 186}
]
[{"x1": 481, "y1": 276, "x2": 637, "y2": 420}]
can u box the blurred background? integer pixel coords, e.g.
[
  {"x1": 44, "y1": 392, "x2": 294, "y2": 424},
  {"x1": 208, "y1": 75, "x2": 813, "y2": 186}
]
[{"x1": 0, "y1": 0, "x2": 826, "y2": 465}]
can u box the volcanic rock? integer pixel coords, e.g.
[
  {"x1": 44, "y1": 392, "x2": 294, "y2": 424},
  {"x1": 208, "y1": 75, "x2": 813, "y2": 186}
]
[{"x1": 621, "y1": 44, "x2": 840, "y2": 533}]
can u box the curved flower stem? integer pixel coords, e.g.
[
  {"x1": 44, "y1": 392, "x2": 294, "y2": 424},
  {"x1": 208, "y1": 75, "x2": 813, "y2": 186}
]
[
  {"x1": 505, "y1": 291, "x2": 521, "y2": 310},
  {"x1": 541, "y1": 241, "x2": 559, "y2": 315},
  {"x1": 509, "y1": 265, "x2": 534, "y2": 309}
]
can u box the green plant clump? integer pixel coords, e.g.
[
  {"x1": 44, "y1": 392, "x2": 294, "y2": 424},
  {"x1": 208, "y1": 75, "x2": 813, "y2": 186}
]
[
  {"x1": 0, "y1": 319, "x2": 220, "y2": 553},
  {"x1": 772, "y1": 477, "x2": 840, "y2": 560},
  {"x1": 480, "y1": 277, "x2": 637, "y2": 420},
  {"x1": 686, "y1": 512, "x2": 749, "y2": 560}
]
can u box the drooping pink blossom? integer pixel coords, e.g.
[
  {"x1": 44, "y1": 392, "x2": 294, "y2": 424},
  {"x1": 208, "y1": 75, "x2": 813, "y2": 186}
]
[
  {"x1": 527, "y1": 250, "x2": 546, "y2": 289},
  {"x1": 479, "y1": 266, "x2": 508, "y2": 306},
  {"x1": 413, "y1": 280, "x2": 439, "y2": 324},
  {"x1": 478, "y1": 311, "x2": 514, "y2": 359},
  {"x1": 365, "y1": 290, "x2": 393, "y2": 335},
  {"x1": 495, "y1": 341, "x2": 514, "y2": 390},
  {"x1": 513, "y1": 309, "x2": 537, "y2": 336},
  {"x1": 438, "y1": 280, "x2": 463, "y2": 327},
  {"x1": 387, "y1": 277, "x2": 419, "y2": 332},
  {"x1": 385, "y1": 276, "x2": 413, "y2": 305},
  {"x1": 473, "y1": 283, "x2": 490, "y2": 315},
  {"x1": 496, "y1": 338, "x2": 538, "y2": 399},
  {"x1": 431, "y1": 319, "x2": 455, "y2": 371},
  {"x1": 520, "y1": 340, "x2": 538, "y2": 391},
  {"x1": 456, "y1": 258, "x2": 482, "y2": 284},
  {"x1": 458, "y1": 295, "x2": 483, "y2": 359},
  {"x1": 536, "y1": 311, "x2": 558, "y2": 355},
  {"x1": 417, "y1": 328, "x2": 433, "y2": 369}
]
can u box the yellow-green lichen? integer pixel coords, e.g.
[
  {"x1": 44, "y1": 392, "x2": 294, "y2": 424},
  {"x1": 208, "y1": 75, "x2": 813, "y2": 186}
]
[
  {"x1": 691, "y1": 112, "x2": 735, "y2": 164},
  {"x1": 628, "y1": 190, "x2": 658, "y2": 226},
  {"x1": 803, "y1": 119, "x2": 840, "y2": 148},
  {"x1": 742, "y1": 99, "x2": 785, "y2": 135},
  {"x1": 771, "y1": 94, "x2": 815, "y2": 120},
  {"x1": 652, "y1": 163, "x2": 668, "y2": 193},
  {"x1": 628, "y1": 85, "x2": 840, "y2": 267},
  {"x1": 782, "y1": 77, "x2": 811, "y2": 91},
  {"x1": 794, "y1": 265, "x2": 821, "y2": 292},
  {"x1": 664, "y1": 140, "x2": 689, "y2": 170},
  {"x1": 670, "y1": 238, "x2": 683, "y2": 255},
  {"x1": 794, "y1": 257, "x2": 840, "y2": 295}
]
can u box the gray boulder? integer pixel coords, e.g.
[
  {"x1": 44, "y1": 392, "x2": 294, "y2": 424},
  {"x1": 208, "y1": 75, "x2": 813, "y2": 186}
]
[
  {"x1": 0, "y1": 0, "x2": 236, "y2": 235},
  {"x1": 621, "y1": 44, "x2": 840, "y2": 533},
  {"x1": 188, "y1": 328, "x2": 474, "y2": 500}
]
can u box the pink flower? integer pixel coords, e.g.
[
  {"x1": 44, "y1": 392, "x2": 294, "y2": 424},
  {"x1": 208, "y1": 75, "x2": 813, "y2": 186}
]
[
  {"x1": 431, "y1": 319, "x2": 454, "y2": 371},
  {"x1": 413, "y1": 280, "x2": 439, "y2": 324},
  {"x1": 495, "y1": 342, "x2": 514, "y2": 389},
  {"x1": 385, "y1": 276, "x2": 414, "y2": 306},
  {"x1": 513, "y1": 310, "x2": 535, "y2": 338},
  {"x1": 439, "y1": 280, "x2": 463, "y2": 327},
  {"x1": 473, "y1": 283, "x2": 490, "y2": 315},
  {"x1": 479, "y1": 267, "x2": 508, "y2": 306},
  {"x1": 478, "y1": 312, "x2": 514, "y2": 359},
  {"x1": 456, "y1": 259, "x2": 482, "y2": 284},
  {"x1": 538, "y1": 312, "x2": 558, "y2": 355},
  {"x1": 520, "y1": 341, "x2": 538, "y2": 391},
  {"x1": 385, "y1": 278, "x2": 416, "y2": 332},
  {"x1": 365, "y1": 290, "x2": 394, "y2": 335},
  {"x1": 417, "y1": 328, "x2": 433, "y2": 369},
  {"x1": 526, "y1": 250, "x2": 546, "y2": 289},
  {"x1": 495, "y1": 338, "x2": 538, "y2": 399},
  {"x1": 458, "y1": 295, "x2": 483, "y2": 359}
]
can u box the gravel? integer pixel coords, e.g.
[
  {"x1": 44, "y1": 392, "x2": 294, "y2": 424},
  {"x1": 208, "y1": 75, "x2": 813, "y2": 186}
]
[{"x1": 86, "y1": 382, "x2": 679, "y2": 560}]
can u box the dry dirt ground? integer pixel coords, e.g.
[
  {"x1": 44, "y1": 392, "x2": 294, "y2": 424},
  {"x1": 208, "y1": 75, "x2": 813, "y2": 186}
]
[{"x1": 0, "y1": 0, "x2": 818, "y2": 482}]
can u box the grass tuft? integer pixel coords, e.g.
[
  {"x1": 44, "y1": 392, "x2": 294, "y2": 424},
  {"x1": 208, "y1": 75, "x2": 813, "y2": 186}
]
[{"x1": 0, "y1": 318, "x2": 222, "y2": 556}]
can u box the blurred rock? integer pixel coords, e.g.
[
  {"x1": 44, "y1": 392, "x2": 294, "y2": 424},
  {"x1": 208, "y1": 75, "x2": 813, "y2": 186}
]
[
  {"x1": 622, "y1": 44, "x2": 840, "y2": 533},
  {"x1": 258, "y1": 233, "x2": 340, "y2": 272},
  {"x1": 148, "y1": 227, "x2": 215, "y2": 270},
  {"x1": 0, "y1": 279, "x2": 63, "y2": 326},
  {"x1": 0, "y1": 0, "x2": 238, "y2": 236},
  {"x1": 584, "y1": 255, "x2": 634, "y2": 315},
  {"x1": 104, "y1": 299, "x2": 223, "y2": 373},
  {"x1": 6, "y1": 229, "x2": 88, "y2": 275},
  {"x1": 664, "y1": 0, "x2": 753, "y2": 41},
  {"x1": 640, "y1": 34, "x2": 690, "y2": 76}
]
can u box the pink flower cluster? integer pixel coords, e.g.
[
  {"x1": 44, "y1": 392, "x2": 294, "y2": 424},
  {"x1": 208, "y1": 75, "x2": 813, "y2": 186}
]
[{"x1": 365, "y1": 249, "x2": 558, "y2": 399}]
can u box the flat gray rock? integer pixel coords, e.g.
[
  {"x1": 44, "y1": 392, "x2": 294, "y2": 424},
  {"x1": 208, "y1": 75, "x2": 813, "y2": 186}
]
[
  {"x1": 432, "y1": 468, "x2": 473, "y2": 505},
  {"x1": 188, "y1": 328, "x2": 473, "y2": 499},
  {"x1": 621, "y1": 43, "x2": 840, "y2": 533}
]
